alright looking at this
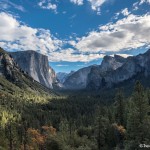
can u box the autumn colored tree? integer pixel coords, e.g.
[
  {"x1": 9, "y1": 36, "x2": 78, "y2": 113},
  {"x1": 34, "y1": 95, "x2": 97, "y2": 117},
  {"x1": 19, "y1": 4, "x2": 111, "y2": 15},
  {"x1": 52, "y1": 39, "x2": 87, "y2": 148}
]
[{"x1": 27, "y1": 128, "x2": 46, "y2": 150}]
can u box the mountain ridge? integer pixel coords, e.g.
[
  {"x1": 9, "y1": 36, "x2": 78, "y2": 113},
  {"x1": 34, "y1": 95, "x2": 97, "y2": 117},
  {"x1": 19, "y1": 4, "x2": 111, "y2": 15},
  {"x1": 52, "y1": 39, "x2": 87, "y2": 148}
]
[{"x1": 62, "y1": 50, "x2": 150, "y2": 90}]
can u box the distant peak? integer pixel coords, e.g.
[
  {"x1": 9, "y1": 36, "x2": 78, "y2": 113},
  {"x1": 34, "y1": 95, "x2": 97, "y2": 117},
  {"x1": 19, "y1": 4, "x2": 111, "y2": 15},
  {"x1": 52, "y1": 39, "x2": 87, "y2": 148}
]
[
  {"x1": 114, "y1": 54, "x2": 124, "y2": 59},
  {"x1": 103, "y1": 55, "x2": 113, "y2": 61}
]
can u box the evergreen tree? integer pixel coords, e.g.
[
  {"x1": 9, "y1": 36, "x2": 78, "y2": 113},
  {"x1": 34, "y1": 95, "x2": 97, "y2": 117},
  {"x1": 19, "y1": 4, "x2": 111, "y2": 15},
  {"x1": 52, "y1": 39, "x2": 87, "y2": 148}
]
[
  {"x1": 126, "y1": 81, "x2": 150, "y2": 149},
  {"x1": 115, "y1": 89, "x2": 125, "y2": 126}
]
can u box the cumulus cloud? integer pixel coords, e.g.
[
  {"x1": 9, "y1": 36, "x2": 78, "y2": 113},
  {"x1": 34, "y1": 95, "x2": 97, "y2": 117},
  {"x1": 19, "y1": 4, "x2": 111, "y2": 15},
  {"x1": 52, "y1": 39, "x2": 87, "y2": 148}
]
[
  {"x1": 0, "y1": 12, "x2": 105, "y2": 62},
  {"x1": 1, "y1": 11, "x2": 150, "y2": 63},
  {"x1": 48, "y1": 48, "x2": 105, "y2": 62},
  {"x1": 74, "y1": 14, "x2": 150, "y2": 53},
  {"x1": 0, "y1": 12, "x2": 62, "y2": 53},
  {"x1": 70, "y1": 0, "x2": 84, "y2": 5},
  {"x1": 38, "y1": 0, "x2": 57, "y2": 13}
]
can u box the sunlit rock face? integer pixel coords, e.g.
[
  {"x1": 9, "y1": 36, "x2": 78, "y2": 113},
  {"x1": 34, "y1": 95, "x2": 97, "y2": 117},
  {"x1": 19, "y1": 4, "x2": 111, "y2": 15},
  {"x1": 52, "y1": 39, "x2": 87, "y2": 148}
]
[
  {"x1": 10, "y1": 50, "x2": 57, "y2": 89},
  {"x1": 100, "y1": 55, "x2": 126, "y2": 72}
]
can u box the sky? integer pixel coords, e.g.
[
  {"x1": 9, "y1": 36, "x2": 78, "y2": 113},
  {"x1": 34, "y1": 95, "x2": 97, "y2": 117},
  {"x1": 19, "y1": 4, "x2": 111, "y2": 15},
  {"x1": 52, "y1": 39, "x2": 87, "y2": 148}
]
[{"x1": 0, "y1": 0, "x2": 150, "y2": 73}]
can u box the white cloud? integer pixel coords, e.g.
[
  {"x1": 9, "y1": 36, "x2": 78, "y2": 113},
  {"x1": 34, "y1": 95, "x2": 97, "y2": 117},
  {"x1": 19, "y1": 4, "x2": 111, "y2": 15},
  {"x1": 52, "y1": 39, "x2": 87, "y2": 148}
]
[
  {"x1": 48, "y1": 48, "x2": 105, "y2": 62},
  {"x1": 70, "y1": 0, "x2": 107, "y2": 14},
  {"x1": 121, "y1": 8, "x2": 130, "y2": 16},
  {"x1": 133, "y1": 2, "x2": 139, "y2": 10},
  {"x1": 0, "y1": 12, "x2": 105, "y2": 62},
  {"x1": 70, "y1": 0, "x2": 84, "y2": 5},
  {"x1": 133, "y1": 0, "x2": 150, "y2": 10},
  {"x1": 38, "y1": 0, "x2": 57, "y2": 13},
  {"x1": 68, "y1": 40, "x2": 77, "y2": 46},
  {"x1": 139, "y1": 0, "x2": 150, "y2": 5},
  {"x1": 88, "y1": 0, "x2": 106, "y2": 11},
  {"x1": 74, "y1": 14, "x2": 150, "y2": 53},
  {"x1": 56, "y1": 64, "x2": 69, "y2": 67},
  {"x1": 0, "y1": 12, "x2": 62, "y2": 54},
  {"x1": 113, "y1": 8, "x2": 130, "y2": 20},
  {"x1": 0, "y1": 0, "x2": 25, "y2": 12},
  {"x1": 111, "y1": 54, "x2": 132, "y2": 58}
]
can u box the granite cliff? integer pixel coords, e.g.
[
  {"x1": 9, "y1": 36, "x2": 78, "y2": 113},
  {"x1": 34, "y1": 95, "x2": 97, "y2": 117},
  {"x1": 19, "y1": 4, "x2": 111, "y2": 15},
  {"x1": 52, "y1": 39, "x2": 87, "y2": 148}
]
[
  {"x1": 0, "y1": 47, "x2": 55, "y2": 94},
  {"x1": 10, "y1": 50, "x2": 57, "y2": 89}
]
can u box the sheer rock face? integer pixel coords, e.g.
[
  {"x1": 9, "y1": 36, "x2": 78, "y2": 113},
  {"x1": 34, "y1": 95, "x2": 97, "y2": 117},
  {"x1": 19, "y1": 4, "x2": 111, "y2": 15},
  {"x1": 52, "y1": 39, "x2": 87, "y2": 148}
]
[
  {"x1": 62, "y1": 49, "x2": 150, "y2": 90},
  {"x1": 10, "y1": 50, "x2": 56, "y2": 89},
  {"x1": 63, "y1": 66, "x2": 94, "y2": 90}
]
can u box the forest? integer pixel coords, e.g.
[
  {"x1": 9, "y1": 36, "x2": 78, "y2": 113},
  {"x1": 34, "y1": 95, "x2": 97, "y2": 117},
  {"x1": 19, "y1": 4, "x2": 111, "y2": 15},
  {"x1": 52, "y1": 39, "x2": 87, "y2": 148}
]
[{"x1": 0, "y1": 79, "x2": 150, "y2": 150}]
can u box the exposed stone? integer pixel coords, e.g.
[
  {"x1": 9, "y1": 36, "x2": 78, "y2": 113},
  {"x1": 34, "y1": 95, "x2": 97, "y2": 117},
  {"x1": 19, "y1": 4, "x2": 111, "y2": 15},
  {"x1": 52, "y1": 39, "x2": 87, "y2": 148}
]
[{"x1": 10, "y1": 50, "x2": 57, "y2": 89}]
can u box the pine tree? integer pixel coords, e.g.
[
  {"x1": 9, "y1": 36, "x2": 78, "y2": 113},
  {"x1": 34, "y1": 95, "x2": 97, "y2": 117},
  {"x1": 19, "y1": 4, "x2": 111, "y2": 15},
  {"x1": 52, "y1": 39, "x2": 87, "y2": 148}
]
[
  {"x1": 96, "y1": 115, "x2": 106, "y2": 150},
  {"x1": 126, "y1": 81, "x2": 150, "y2": 149},
  {"x1": 95, "y1": 107, "x2": 109, "y2": 150},
  {"x1": 115, "y1": 89, "x2": 125, "y2": 126}
]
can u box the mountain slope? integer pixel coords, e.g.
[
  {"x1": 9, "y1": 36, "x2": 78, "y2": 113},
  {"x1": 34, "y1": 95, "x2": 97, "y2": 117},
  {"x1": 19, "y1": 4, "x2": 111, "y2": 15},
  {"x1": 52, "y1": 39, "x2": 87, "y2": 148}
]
[
  {"x1": 63, "y1": 66, "x2": 94, "y2": 89},
  {"x1": 57, "y1": 71, "x2": 75, "y2": 83},
  {"x1": 57, "y1": 72, "x2": 69, "y2": 83},
  {"x1": 63, "y1": 54, "x2": 127, "y2": 90},
  {"x1": 10, "y1": 50, "x2": 57, "y2": 89},
  {"x1": 62, "y1": 50, "x2": 150, "y2": 90},
  {"x1": 0, "y1": 47, "x2": 56, "y2": 95}
]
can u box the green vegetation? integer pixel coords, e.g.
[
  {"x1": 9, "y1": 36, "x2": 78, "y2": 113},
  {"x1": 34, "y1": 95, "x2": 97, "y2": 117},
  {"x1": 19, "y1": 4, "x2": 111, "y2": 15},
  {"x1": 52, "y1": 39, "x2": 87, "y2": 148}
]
[{"x1": 0, "y1": 77, "x2": 150, "y2": 149}]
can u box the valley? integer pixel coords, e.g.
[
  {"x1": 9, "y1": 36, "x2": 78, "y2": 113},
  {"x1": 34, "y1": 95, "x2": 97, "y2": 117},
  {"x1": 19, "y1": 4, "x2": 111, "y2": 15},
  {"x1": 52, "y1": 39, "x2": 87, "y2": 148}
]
[
  {"x1": 0, "y1": 47, "x2": 150, "y2": 150},
  {"x1": 1, "y1": 1, "x2": 150, "y2": 149}
]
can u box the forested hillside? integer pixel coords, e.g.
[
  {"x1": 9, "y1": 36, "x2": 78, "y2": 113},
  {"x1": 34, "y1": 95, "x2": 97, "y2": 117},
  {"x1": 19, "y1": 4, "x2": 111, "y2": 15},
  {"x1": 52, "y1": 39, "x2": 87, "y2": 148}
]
[{"x1": 0, "y1": 79, "x2": 150, "y2": 149}]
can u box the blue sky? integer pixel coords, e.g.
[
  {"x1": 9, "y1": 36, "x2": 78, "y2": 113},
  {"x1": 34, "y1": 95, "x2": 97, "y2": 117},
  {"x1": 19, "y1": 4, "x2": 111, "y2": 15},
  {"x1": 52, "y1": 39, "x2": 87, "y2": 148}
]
[{"x1": 0, "y1": 0, "x2": 150, "y2": 73}]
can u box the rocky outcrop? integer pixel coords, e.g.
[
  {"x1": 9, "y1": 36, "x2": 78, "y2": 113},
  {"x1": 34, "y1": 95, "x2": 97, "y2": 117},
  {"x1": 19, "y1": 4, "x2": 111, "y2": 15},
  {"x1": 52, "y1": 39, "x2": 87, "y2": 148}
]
[
  {"x1": 100, "y1": 55, "x2": 126, "y2": 72},
  {"x1": 0, "y1": 47, "x2": 20, "y2": 81},
  {"x1": 10, "y1": 50, "x2": 56, "y2": 89}
]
